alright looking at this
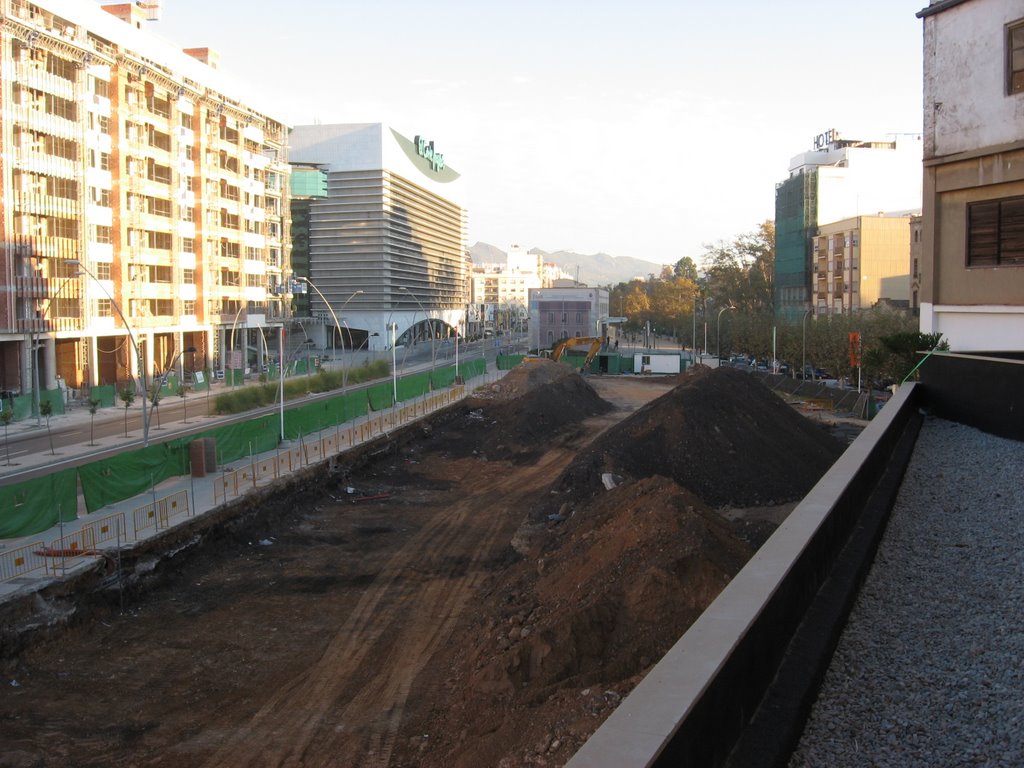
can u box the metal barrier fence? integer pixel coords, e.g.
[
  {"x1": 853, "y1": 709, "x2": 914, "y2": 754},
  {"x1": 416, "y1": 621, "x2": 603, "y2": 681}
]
[
  {"x1": 131, "y1": 490, "x2": 190, "y2": 538},
  {"x1": 0, "y1": 382, "x2": 479, "y2": 584},
  {"x1": 0, "y1": 540, "x2": 47, "y2": 581},
  {"x1": 208, "y1": 386, "x2": 469, "y2": 508},
  {"x1": 0, "y1": 513, "x2": 131, "y2": 583}
]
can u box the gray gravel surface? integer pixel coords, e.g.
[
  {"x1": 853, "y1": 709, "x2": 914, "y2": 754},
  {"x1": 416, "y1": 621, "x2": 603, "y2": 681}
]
[{"x1": 791, "y1": 417, "x2": 1024, "y2": 768}]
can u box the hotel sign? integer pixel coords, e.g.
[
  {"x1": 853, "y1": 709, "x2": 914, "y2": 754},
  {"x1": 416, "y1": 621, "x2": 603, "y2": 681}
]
[{"x1": 813, "y1": 128, "x2": 838, "y2": 150}]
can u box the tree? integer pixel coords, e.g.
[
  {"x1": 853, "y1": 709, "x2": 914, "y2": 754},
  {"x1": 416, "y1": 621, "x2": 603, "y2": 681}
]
[
  {"x1": 863, "y1": 331, "x2": 947, "y2": 386},
  {"x1": 1, "y1": 408, "x2": 13, "y2": 466},
  {"x1": 178, "y1": 382, "x2": 190, "y2": 424},
  {"x1": 40, "y1": 399, "x2": 55, "y2": 455},
  {"x1": 119, "y1": 386, "x2": 135, "y2": 438},
  {"x1": 149, "y1": 380, "x2": 163, "y2": 430},
  {"x1": 673, "y1": 256, "x2": 699, "y2": 282},
  {"x1": 88, "y1": 398, "x2": 101, "y2": 446}
]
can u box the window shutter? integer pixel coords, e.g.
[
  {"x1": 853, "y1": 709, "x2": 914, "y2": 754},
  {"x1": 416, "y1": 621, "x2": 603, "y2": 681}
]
[
  {"x1": 998, "y1": 198, "x2": 1024, "y2": 265},
  {"x1": 967, "y1": 201, "x2": 999, "y2": 266}
]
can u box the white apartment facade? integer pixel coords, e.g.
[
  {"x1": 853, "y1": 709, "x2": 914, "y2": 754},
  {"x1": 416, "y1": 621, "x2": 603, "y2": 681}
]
[{"x1": 0, "y1": 0, "x2": 290, "y2": 401}]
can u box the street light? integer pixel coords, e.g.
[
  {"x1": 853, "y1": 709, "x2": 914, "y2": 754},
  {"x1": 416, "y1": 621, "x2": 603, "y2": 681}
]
[
  {"x1": 389, "y1": 322, "x2": 398, "y2": 401},
  {"x1": 295, "y1": 277, "x2": 362, "y2": 368},
  {"x1": 69, "y1": 259, "x2": 151, "y2": 446},
  {"x1": 716, "y1": 305, "x2": 736, "y2": 364},
  {"x1": 399, "y1": 287, "x2": 436, "y2": 371}
]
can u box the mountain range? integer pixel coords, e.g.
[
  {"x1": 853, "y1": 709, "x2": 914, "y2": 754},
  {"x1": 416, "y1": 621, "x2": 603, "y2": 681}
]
[{"x1": 468, "y1": 242, "x2": 665, "y2": 287}]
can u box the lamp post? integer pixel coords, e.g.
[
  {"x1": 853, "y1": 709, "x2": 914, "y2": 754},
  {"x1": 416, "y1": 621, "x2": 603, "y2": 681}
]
[
  {"x1": 228, "y1": 303, "x2": 245, "y2": 388},
  {"x1": 399, "y1": 287, "x2": 436, "y2": 371},
  {"x1": 152, "y1": 346, "x2": 196, "y2": 426},
  {"x1": 389, "y1": 322, "x2": 398, "y2": 401},
  {"x1": 296, "y1": 277, "x2": 362, "y2": 370},
  {"x1": 802, "y1": 308, "x2": 811, "y2": 380},
  {"x1": 716, "y1": 305, "x2": 735, "y2": 364},
  {"x1": 69, "y1": 259, "x2": 151, "y2": 445}
]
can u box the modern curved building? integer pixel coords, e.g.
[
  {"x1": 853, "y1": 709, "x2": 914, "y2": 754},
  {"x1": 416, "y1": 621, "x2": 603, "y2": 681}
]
[{"x1": 288, "y1": 124, "x2": 468, "y2": 352}]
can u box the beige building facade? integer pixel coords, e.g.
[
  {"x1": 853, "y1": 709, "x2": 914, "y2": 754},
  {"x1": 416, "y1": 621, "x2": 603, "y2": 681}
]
[
  {"x1": 918, "y1": 0, "x2": 1024, "y2": 353},
  {"x1": 813, "y1": 215, "x2": 913, "y2": 316}
]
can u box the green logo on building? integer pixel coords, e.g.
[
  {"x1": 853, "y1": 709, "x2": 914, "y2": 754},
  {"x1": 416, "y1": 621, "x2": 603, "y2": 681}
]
[
  {"x1": 390, "y1": 128, "x2": 460, "y2": 182},
  {"x1": 415, "y1": 136, "x2": 444, "y2": 172}
]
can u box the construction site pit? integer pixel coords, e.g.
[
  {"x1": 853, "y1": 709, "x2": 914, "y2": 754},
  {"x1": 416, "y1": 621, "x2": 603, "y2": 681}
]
[{"x1": 0, "y1": 363, "x2": 854, "y2": 768}]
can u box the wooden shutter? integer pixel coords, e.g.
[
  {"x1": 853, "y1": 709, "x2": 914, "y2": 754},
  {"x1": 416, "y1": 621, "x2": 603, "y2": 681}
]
[{"x1": 967, "y1": 201, "x2": 999, "y2": 266}]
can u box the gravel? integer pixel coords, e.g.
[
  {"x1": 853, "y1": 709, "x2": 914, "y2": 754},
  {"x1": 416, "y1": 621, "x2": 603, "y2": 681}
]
[{"x1": 790, "y1": 416, "x2": 1024, "y2": 768}]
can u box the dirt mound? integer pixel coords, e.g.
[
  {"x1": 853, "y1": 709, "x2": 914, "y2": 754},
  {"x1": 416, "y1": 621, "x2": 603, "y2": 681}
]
[
  {"x1": 538, "y1": 366, "x2": 844, "y2": 518},
  {"x1": 429, "y1": 361, "x2": 612, "y2": 462},
  {"x1": 393, "y1": 474, "x2": 756, "y2": 767}
]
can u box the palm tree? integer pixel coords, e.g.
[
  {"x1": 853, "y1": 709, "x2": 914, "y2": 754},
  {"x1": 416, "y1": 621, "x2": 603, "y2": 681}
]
[
  {"x1": 88, "y1": 398, "x2": 101, "y2": 446},
  {"x1": 119, "y1": 386, "x2": 135, "y2": 438},
  {"x1": 1, "y1": 408, "x2": 13, "y2": 465},
  {"x1": 178, "y1": 382, "x2": 190, "y2": 424},
  {"x1": 40, "y1": 399, "x2": 55, "y2": 455}
]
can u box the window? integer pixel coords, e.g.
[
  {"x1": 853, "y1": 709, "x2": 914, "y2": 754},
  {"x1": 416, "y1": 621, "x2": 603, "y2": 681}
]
[
  {"x1": 182, "y1": 300, "x2": 195, "y2": 315},
  {"x1": 181, "y1": 237, "x2": 195, "y2": 253},
  {"x1": 96, "y1": 299, "x2": 112, "y2": 317},
  {"x1": 183, "y1": 268, "x2": 195, "y2": 284},
  {"x1": 146, "y1": 196, "x2": 172, "y2": 217},
  {"x1": 967, "y1": 196, "x2": 1024, "y2": 266},
  {"x1": 94, "y1": 225, "x2": 112, "y2": 244},
  {"x1": 95, "y1": 262, "x2": 112, "y2": 280},
  {"x1": 146, "y1": 230, "x2": 172, "y2": 250},
  {"x1": 1009, "y1": 21, "x2": 1024, "y2": 94}
]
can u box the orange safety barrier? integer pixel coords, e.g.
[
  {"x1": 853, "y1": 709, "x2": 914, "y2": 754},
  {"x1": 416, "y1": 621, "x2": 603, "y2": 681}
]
[
  {"x1": 40, "y1": 527, "x2": 98, "y2": 573},
  {"x1": 0, "y1": 541, "x2": 46, "y2": 582},
  {"x1": 87, "y1": 512, "x2": 129, "y2": 546},
  {"x1": 253, "y1": 455, "x2": 279, "y2": 484},
  {"x1": 213, "y1": 470, "x2": 240, "y2": 506}
]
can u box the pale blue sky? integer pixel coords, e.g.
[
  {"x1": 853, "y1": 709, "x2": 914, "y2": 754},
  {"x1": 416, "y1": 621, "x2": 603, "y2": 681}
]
[{"x1": 149, "y1": 0, "x2": 925, "y2": 268}]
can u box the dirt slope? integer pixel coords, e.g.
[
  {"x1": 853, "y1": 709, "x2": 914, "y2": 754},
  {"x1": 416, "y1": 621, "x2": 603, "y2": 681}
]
[
  {"x1": 537, "y1": 365, "x2": 844, "y2": 520},
  {"x1": 389, "y1": 366, "x2": 843, "y2": 766}
]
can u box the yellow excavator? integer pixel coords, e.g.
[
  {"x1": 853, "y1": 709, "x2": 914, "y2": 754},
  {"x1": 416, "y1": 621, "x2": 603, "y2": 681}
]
[{"x1": 551, "y1": 336, "x2": 603, "y2": 371}]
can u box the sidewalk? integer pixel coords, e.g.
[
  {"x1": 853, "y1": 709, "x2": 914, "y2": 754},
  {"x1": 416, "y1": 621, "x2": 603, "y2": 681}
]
[{"x1": 0, "y1": 369, "x2": 507, "y2": 605}]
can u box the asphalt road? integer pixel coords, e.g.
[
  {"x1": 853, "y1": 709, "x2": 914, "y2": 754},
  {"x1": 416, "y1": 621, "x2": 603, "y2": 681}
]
[{"x1": 1, "y1": 338, "x2": 512, "y2": 484}]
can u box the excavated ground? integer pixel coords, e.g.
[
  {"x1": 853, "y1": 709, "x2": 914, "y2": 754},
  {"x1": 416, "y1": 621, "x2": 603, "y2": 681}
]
[{"x1": 0, "y1": 363, "x2": 849, "y2": 768}]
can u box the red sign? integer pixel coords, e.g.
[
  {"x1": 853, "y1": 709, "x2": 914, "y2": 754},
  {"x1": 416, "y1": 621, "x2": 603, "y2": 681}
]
[{"x1": 848, "y1": 332, "x2": 861, "y2": 367}]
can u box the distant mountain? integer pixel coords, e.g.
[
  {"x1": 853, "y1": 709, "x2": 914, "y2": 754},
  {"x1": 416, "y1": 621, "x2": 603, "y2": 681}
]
[{"x1": 468, "y1": 242, "x2": 664, "y2": 286}]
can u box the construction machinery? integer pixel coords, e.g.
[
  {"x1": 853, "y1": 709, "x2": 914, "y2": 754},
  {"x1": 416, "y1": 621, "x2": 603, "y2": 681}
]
[{"x1": 551, "y1": 336, "x2": 603, "y2": 371}]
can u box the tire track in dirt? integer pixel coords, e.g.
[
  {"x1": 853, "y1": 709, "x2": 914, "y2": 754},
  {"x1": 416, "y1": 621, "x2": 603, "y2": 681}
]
[{"x1": 198, "y1": 447, "x2": 579, "y2": 768}]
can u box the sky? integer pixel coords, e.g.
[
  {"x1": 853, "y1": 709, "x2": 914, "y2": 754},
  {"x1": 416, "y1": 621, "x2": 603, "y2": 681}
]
[{"x1": 147, "y1": 0, "x2": 925, "y2": 269}]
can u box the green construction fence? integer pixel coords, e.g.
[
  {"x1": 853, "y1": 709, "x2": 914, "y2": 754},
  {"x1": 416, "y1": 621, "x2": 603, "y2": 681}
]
[{"x1": 3, "y1": 359, "x2": 492, "y2": 537}]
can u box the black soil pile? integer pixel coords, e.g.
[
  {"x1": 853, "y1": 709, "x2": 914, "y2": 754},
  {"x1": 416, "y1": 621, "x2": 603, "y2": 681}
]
[
  {"x1": 429, "y1": 360, "x2": 612, "y2": 462},
  {"x1": 538, "y1": 365, "x2": 844, "y2": 518},
  {"x1": 394, "y1": 474, "x2": 758, "y2": 767}
]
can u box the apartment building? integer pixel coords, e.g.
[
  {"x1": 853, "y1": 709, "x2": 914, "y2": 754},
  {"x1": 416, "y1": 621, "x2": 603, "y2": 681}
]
[
  {"x1": 0, "y1": 0, "x2": 289, "y2": 404},
  {"x1": 917, "y1": 0, "x2": 1024, "y2": 353},
  {"x1": 812, "y1": 214, "x2": 914, "y2": 316},
  {"x1": 774, "y1": 130, "x2": 922, "y2": 320},
  {"x1": 468, "y1": 245, "x2": 544, "y2": 336}
]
